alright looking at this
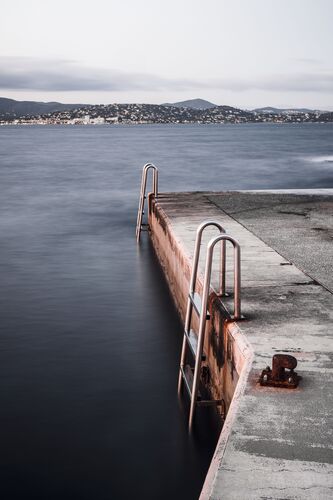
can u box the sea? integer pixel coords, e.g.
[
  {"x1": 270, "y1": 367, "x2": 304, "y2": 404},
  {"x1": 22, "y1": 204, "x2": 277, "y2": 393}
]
[{"x1": 0, "y1": 123, "x2": 332, "y2": 500}]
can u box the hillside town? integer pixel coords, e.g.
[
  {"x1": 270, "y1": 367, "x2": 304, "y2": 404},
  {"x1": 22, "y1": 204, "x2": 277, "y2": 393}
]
[{"x1": 1, "y1": 101, "x2": 332, "y2": 125}]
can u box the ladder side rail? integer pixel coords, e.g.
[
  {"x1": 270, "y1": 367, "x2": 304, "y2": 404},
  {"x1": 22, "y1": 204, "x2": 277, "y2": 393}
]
[
  {"x1": 146, "y1": 167, "x2": 158, "y2": 216},
  {"x1": 233, "y1": 239, "x2": 241, "y2": 319},
  {"x1": 136, "y1": 163, "x2": 151, "y2": 239},
  {"x1": 153, "y1": 167, "x2": 158, "y2": 198},
  {"x1": 177, "y1": 296, "x2": 194, "y2": 392},
  {"x1": 136, "y1": 166, "x2": 149, "y2": 239},
  {"x1": 219, "y1": 236, "x2": 226, "y2": 296},
  {"x1": 189, "y1": 239, "x2": 215, "y2": 429}
]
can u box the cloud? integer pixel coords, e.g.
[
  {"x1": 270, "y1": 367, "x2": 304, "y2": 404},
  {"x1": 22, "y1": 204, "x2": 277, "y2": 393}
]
[
  {"x1": 0, "y1": 56, "x2": 332, "y2": 94},
  {"x1": 0, "y1": 56, "x2": 198, "y2": 92}
]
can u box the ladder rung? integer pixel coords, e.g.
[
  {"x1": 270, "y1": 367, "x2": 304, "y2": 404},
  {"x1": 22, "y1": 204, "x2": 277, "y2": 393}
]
[
  {"x1": 189, "y1": 292, "x2": 210, "y2": 319},
  {"x1": 180, "y1": 366, "x2": 221, "y2": 407},
  {"x1": 184, "y1": 329, "x2": 206, "y2": 360},
  {"x1": 197, "y1": 399, "x2": 223, "y2": 407},
  {"x1": 180, "y1": 365, "x2": 193, "y2": 398},
  {"x1": 180, "y1": 365, "x2": 202, "y2": 401}
]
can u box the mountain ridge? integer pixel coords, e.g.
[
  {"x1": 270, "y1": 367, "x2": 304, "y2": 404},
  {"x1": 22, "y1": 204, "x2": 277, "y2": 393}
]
[
  {"x1": 0, "y1": 97, "x2": 85, "y2": 117},
  {"x1": 162, "y1": 98, "x2": 217, "y2": 109},
  {"x1": 0, "y1": 97, "x2": 330, "y2": 118}
]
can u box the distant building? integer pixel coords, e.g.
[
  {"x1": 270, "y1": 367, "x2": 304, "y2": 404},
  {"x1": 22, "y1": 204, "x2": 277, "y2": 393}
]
[
  {"x1": 91, "y1": 117, "x2": 105, "y2": 124},
  {"x1": 106, "y1": 117, "x2": 118, "y2": 123}
]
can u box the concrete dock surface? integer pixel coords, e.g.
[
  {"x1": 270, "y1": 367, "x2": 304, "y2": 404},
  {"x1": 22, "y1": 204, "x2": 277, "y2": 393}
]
[
  {"x1": 149, "y1": 190, "x2": 333, "y2": 499},
  {"x1": 209, "y1": 190, "x2": 333, "y2": 292}
]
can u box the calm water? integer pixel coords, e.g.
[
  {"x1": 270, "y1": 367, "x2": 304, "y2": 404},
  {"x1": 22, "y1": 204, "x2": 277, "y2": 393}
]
[{"x1": 0, "y1": 123, "x2": 332, "y2": 500}]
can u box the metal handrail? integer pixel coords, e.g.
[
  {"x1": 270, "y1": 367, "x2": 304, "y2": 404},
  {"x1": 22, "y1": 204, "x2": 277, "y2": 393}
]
[
  {"x1": 188, "y1": 233, "x2": 241, "y2": 428},
  {"x1": 178, "y1": 221, "x2": 226, "y2": 397},
  {"x1": 136, "y1": 163, "x2": 158, "y2": 241},
  {"x1": 188, "y1": 220, "x2": 227, "y2": 297},
  {"x1": 204, "y1": 234, "x2": 241, "y2": 320}
]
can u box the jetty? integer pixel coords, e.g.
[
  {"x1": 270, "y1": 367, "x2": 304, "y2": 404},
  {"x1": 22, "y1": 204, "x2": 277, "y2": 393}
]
[{"x1": 143, "y1": 187, "x2": 333, "y2": 499}]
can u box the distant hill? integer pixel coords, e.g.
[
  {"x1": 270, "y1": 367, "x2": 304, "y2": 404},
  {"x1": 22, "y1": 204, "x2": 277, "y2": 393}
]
[
  {"x1": 252, "y1": 106, "x2": 324, "y2": 115},
  {"x1": 0, "y1": 97, "x2": 84, "y2": 117},
  {"x1": 163, "y1": 98, "x2": 217, "y2": 109},
  {"x1": 1, "y1": 97, "x2": 332, "y2": 125}
]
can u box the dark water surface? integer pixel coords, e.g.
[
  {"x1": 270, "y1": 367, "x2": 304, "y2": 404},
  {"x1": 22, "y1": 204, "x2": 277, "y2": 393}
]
[{"x1": 0, "y1": 124, "x2": 332, "y2": 499}]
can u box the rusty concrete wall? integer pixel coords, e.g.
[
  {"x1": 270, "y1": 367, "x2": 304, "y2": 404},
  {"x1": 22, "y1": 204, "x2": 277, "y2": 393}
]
[{"x1": 149, "y1": 197, "x2": 246, "y2": 413}]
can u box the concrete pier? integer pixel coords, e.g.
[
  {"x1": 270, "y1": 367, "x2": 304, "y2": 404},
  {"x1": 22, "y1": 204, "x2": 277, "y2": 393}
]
[{"x1": 148, "y1": 190, "x2": 333, "y2": 499}]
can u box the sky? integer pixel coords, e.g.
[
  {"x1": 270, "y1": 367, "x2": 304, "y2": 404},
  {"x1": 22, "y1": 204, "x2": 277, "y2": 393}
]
[{"x1": 1, "y1": 0, "x2": 332, "y2": 109}]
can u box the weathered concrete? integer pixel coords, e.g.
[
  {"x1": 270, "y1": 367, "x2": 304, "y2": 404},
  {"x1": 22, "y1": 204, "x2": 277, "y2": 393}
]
[
  {"x1": 148, "y1": 190, "x2": 333, "y2": 500},
  {"x1": 208, "y1": 191, "x2": 333, "y2": 292}
]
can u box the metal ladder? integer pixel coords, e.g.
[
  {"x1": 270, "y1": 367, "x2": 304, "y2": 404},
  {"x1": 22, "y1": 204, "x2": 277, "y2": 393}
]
[
  {"x1": 136, "y1": 163, "x2": 158, "y2": 242},
  {"x1": 178, "y1": 221, "x2": 242, "y2": 428}
]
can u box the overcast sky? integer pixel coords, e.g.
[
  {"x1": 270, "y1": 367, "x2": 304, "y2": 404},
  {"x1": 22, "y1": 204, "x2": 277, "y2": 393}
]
[{"x1": 1, "y1": 0, "x2": 332, "y2": 109}]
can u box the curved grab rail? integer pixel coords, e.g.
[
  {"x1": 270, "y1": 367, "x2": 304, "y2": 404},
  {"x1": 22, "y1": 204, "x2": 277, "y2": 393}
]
[
  {"x1": 136, "y1": 163, "x2": 158, "y2": 241},
  {"x1": 204, "y1": 234, "x2": 241, "y2": 320},
  {"x1": 189, "y1": 220, "x2": 226, "y2": 297},
  {"x1": 143, "y1": 163, "x2": 158, "y2": 197}
]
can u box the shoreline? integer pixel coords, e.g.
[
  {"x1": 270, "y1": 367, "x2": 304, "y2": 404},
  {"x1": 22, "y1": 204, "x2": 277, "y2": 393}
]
[{"x1": 1, "y1": 121, "x2": 333, "y2": 127}]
